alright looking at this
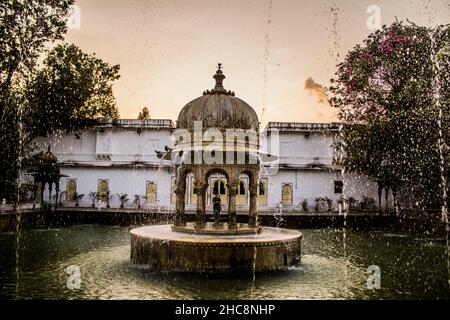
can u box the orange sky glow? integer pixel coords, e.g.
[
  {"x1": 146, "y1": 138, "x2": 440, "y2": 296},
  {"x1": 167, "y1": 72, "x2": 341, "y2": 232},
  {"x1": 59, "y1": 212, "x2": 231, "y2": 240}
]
[{"x1": 62, "y1": 0, "x2": 449, "y2": 126}]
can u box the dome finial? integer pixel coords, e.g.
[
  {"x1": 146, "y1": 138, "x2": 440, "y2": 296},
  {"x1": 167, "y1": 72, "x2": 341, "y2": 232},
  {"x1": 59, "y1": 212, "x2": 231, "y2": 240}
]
[{"x1": 212, "y1": 63, "x2": 226, "y2": 93}]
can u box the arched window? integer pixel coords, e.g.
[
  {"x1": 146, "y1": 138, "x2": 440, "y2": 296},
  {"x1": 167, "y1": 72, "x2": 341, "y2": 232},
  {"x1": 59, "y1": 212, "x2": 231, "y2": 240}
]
[
  {"x1": 236, "y1": 179, "x2": 248, "y2": 206},
  {"x1": 259, "y1": 181, "x2": 265, "y2": 196},
  {"x1": 146, "y1": 182, "x2": 157, "y2": 204},
  {"x1": 66, "y1": 179, "x2": 77, "y2": 201},
  {"x1": 213, "y1": 180, "x2": 226, "y2": 195},
  {"x1": 189, "y1": 176, "x2": 196, "y2": 205},
  {"x1": 239, "y1": 181, "x2": 246, "y2": 195},
  {"x1": 282, "y1": 184, "x2": 293, "y2": 205},
  {"x1": 98, "y1": 180, "x2": 109, "y2": 201},
  {"x1": 36, "y1": 183, "x2": 42, "y2": 202},
  {"x1": 258, "y1": 179, "x2": 268, "y2": 206}
]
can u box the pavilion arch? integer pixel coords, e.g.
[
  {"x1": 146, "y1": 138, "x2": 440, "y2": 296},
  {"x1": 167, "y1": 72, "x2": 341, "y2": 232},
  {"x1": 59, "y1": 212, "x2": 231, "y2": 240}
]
[
  {"x1": 240, "y1": 169, "x2": 259, "y2": 190},
  {"x1": 258, "y1": 178, "x2": 268, "y2": 206},
  {"x1": 203, "y1": 167, "x2": 230, "y2": 184},
  {"x1": 174, "y1": 164, "x2": 260, "y2": 228},
  {"x1": 173, "y1": 167, "x2": 194, "y2": 226},
  {"x1": 236, "y1": 171, "x2": 252, "y2": 207},
  {"x1": 239, "y1": 169, "x2": 259, "y2": 223},
  {"x1": 187, "y1": 172, "x2": 197, "y2": 206},
  {"x1": 236, "y1": 178, "x2": 247, "y2": 206},
  {"x1": 172, "y1": 66, "x2": 261, "y2": 229},
  {"x1": 204, "y1": 167, "x2": 230, "y2": 208}
]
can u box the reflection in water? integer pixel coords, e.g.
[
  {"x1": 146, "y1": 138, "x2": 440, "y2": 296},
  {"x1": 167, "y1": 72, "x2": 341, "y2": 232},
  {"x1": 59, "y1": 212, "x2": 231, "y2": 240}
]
[{"x1": 0, "y1": 225, "x2": 449, "y2": 300}]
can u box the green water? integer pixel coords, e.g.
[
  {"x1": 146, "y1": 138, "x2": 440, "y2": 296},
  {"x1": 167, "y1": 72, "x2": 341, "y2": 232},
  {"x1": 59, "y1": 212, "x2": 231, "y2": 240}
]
[{"x1": 0, "y1": 225, "x2": 449, "y2": 299}]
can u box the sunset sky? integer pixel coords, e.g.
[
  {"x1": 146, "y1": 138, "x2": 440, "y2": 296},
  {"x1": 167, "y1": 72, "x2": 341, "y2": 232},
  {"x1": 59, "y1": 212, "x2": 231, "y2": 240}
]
[{"x1": 64, "y1": 0, "x2": 449, "y2": 126}]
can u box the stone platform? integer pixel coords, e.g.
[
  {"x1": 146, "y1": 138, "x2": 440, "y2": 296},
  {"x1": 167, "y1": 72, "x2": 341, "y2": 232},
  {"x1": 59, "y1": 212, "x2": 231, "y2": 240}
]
[
  {"x1": 172, "y1": 222, "x2": 262, "y2": 235},
  {"x1": 130, "y1": 224, "x2": 302, "y2": 273}
]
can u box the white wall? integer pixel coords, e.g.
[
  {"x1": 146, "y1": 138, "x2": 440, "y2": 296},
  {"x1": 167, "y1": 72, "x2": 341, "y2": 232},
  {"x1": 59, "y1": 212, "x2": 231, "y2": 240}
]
[
  {"x1": 57, "y1": 166, "x2": 173, "y2": 209},
  {"x1": 34, "y1": 126, "x2": 174, "y2": 164},
  {"x1": 33, "y1": 121, "x2": 387, "y2": 211},
  {"x1": 278, "y1": 132, "x2": 336, "y2": 165},
  {"x1": 262, "y1": 128, "x2": 339, "y2": 166},
  {"x1": 266, "y1": 170, "x2": 383, "y2": 210}
]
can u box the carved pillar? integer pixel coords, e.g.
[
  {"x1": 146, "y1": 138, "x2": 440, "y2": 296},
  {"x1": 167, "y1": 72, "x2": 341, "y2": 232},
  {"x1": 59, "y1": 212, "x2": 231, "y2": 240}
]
[
  {"x1": 385, "y1": 186, "x2": 389, "y2": 211},
  {"x1": 48, "y1": 182, "x2": 53, "y2": 204},
  {"x1": 174, "y1": 173, "x2": 186, "y2": 226},
  {"x1": 392, "y1": 185, "x2": 397, "y2": 207},
  {"x1": 227, "y1": 180, "x2": 238, "y2": 228},
  {"x1": 248, "y1": 181, "x2": 258, "y2": 227},
  {"x1": 55, "y1": 180, "x2": 60, "y2": 210},
  {"x1": 40, "y1": 181, "x2": 45, "y2": 206},
  {"x1": 377, "y1": 182, "x2": 382, "y2": 214},
  {"x1": 194, "y1": 180, "x2": 206, "y2": 228},
  {"x1": 32, "y1": 179, "x2": 37, "y2": 210}
]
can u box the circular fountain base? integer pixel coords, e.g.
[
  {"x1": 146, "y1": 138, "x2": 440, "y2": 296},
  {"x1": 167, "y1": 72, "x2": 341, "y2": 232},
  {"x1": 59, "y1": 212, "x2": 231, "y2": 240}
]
[
  {"x1": 172, "y1": 222, "x2": 263, "y2": 235},
  {"x1": 130, "y1": 224, "x2": 302, "y2": 273}
]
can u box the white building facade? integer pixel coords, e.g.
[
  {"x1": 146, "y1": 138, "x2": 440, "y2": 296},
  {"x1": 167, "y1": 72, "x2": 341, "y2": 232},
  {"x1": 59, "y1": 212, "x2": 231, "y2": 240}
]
[{"x1": 31, "y1": 118, "x2": 385, "y2": 212}]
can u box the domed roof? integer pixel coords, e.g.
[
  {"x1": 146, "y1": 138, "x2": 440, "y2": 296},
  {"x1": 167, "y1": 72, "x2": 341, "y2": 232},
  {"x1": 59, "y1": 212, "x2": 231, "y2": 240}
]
[{"x1": 177, "y1": 64, "x2": 259, "y2": 131}]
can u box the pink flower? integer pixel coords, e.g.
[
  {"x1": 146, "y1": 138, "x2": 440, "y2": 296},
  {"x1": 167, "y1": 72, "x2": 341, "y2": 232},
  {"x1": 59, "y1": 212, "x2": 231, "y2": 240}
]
[
  {"x1": 397, "y1": 35, "x2": 412, "y2": 46},
  {"x1": 361, "y1": 52, "x2": 373, "y2": 62},
  {"x1": 346, "y1": 79, "x2": 358, "y2": 93},
  {"x1": 387, "y1": 30, "x2": 396, "y2": 38},
  {"x1": 381, "y1": 40, "x2": 393, "y2": 55}
]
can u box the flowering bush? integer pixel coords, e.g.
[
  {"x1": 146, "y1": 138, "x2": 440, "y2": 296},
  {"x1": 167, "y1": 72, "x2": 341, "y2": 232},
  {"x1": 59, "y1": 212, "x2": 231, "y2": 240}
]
[{"x1": 329, "y1": 21, "x2": 449, "y2": 209}]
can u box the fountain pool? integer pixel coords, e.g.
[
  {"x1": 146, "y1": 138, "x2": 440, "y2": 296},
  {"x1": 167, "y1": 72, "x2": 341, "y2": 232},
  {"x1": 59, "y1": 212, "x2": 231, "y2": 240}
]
[{"x1": 0, "y1": 224, "x2": 449, "y2": 299}]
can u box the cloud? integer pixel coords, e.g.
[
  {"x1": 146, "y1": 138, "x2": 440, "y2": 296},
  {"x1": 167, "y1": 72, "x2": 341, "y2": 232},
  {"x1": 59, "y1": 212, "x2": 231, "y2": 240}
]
[{"x1": 304, "y1": 77, "x2": 329, "y2": 105}]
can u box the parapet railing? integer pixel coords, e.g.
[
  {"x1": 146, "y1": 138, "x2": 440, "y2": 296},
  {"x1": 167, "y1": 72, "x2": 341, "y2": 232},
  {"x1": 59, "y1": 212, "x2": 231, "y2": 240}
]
[
  {"x1": 54, "y1": 152, "x2": 169, "y2": 164},
  {"x1": 54, "y1": 153, "x2": 338, "y2": 167},
  {"x1": 97, "y1": 118, "x2": 174, "y2": 128},
  {"x1": 265, "y1": 122, "x2": 340, "y2": 132}
]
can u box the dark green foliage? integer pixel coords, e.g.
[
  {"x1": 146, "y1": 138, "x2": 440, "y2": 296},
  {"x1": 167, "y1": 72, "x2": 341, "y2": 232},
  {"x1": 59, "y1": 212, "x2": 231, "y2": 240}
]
[
  {"x1": 329, "y1": 22, "x2": 449, "y2": 209},
  {"x1": 0, "y1": 1, "x2": 120, "y2": 201},
  {"x1": 26, "y1": 44, "x2": 120, "y2": 137}
]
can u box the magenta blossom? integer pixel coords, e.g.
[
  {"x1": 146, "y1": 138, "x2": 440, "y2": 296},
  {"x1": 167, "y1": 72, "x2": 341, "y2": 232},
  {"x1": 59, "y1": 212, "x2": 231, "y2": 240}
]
[
  {"x1": 361, "y1": 51, "x2": 373, "y2": 62},
  {"x1": 380, "y1": 30, "x2": 412, "y2": 55},
  {"x1": 381, "y1": 40, "x2": 394, "y2": 55}
]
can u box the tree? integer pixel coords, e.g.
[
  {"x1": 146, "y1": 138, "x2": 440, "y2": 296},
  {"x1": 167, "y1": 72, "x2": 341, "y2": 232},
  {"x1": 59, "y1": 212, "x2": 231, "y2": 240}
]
[
  {"x1": 0, "y1": 0, "x2": 74, "y2": 200},
  {"x1": 138, "y1": 107, "x2": 150, "y2": 120},
  {"x1": 26, "y1": 43, "x2": 120, "y2": 138},
  {"x1": 0, "y1": 98, "x2": 21, "y2": 199},
  {"x1": 329, "y1": 21, "x2": 449, "y2": 210},
  {"x1": 0, "y1": 0, "x2": 74, "y2": 95}
]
